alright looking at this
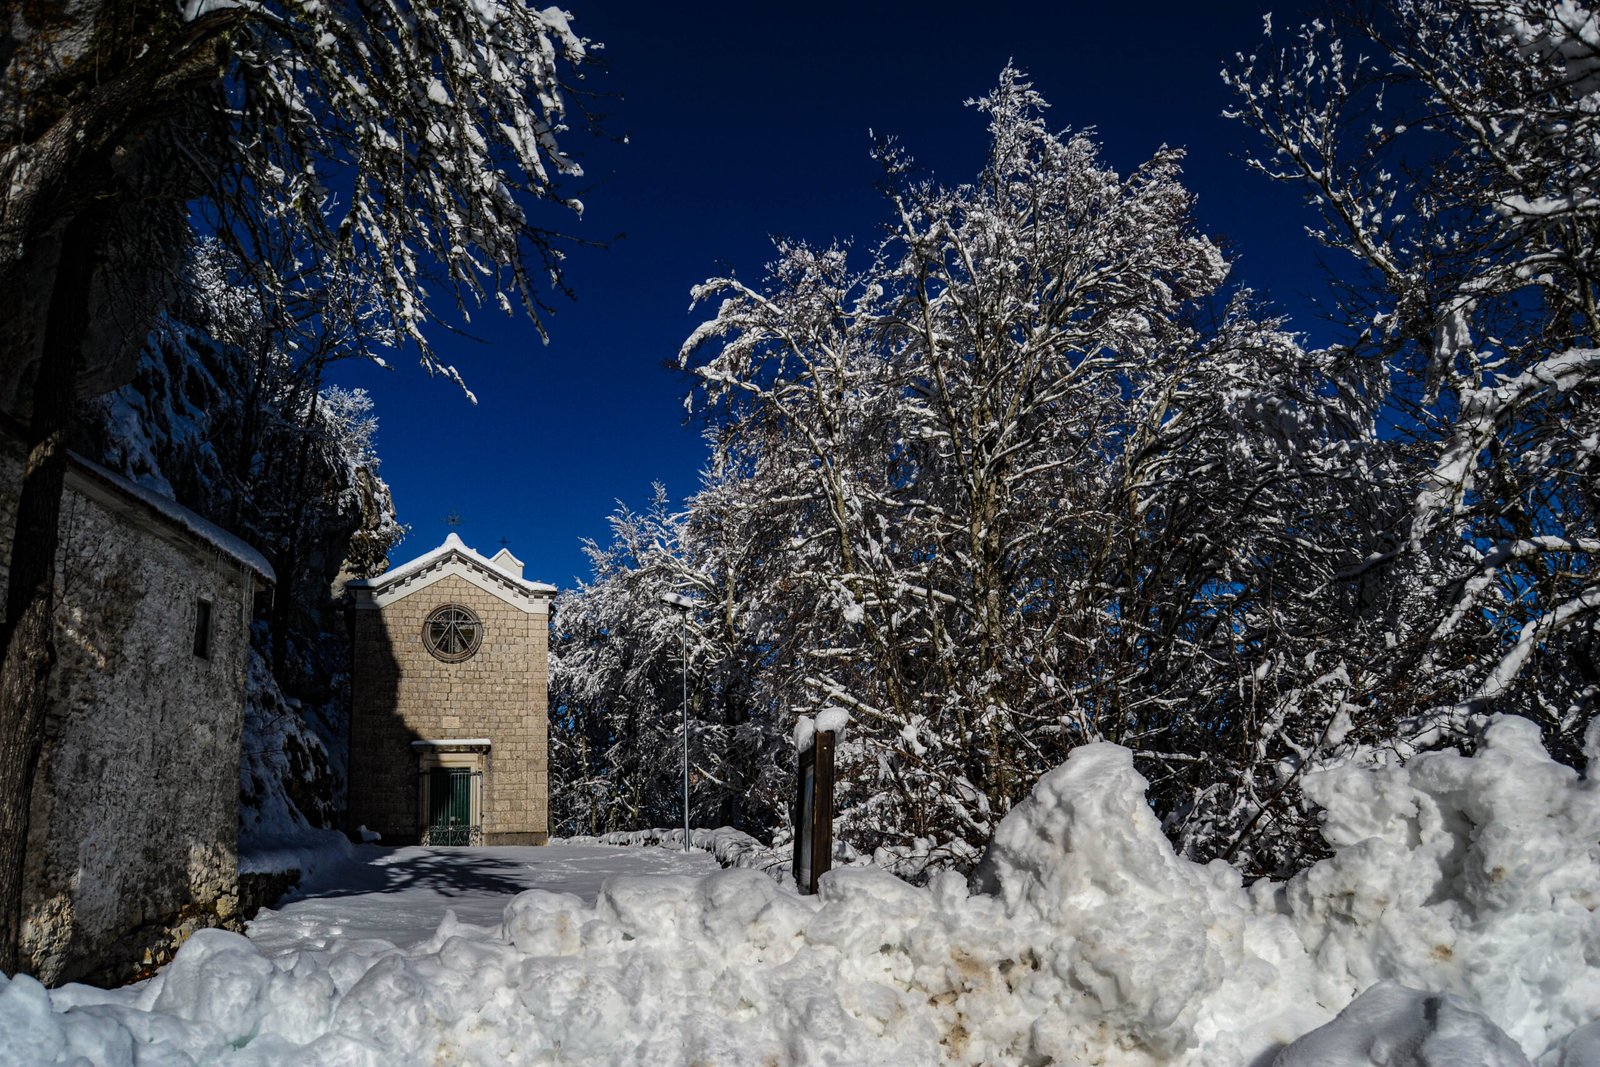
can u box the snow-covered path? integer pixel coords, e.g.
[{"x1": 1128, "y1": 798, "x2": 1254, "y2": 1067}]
[{"x1": 247, "y1": 843, "x2": 719, "y2": 955}]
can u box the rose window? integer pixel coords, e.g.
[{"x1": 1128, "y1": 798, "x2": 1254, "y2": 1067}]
[{"x1": 423, "y1": 604, "x2": 483, "y2": 662}]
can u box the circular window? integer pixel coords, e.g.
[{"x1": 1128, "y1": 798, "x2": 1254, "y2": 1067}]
[{"x1": 422, "y1": 604, "x2": 483, "y2": 662}]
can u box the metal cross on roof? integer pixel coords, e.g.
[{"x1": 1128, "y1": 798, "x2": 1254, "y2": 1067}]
[
  {"x1": 444, "y1": 510, "x2": 462, "y2": 529},
  {"x1": 498, "y1": 536, "x2": 511, "y2": 549}
]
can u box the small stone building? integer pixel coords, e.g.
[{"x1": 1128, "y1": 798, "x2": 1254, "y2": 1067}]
[
  {"x1": 0, "y1": 428, "x2": 274, "y2": 985},
  {"x1": 346, "y1": 533, "x2": 554, "y2": 845}
]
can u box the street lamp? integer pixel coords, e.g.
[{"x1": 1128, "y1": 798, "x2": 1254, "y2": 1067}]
[{"x1": 659, "y1": 591, "x2": 694, "y2": 852}]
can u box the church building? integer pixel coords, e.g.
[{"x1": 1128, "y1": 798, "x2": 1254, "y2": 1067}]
[{"x1": 346, "y1": 533, "x2": 555, "y2": 845}]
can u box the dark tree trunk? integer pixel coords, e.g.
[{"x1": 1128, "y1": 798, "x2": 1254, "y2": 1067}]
[
  {"x1": 0, "y1": 205, "x2": 106, "y2": 974},
  {"x1": 270, "y1": 362, "x2": 324, "y2": 677}
]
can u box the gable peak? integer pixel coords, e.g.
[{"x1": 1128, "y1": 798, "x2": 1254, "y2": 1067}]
[{"x1": 490, "y1": 547, "x2": 524, "y2": 578}]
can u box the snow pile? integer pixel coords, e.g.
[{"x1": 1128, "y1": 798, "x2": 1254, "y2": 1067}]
[
  {"x1": 968, "y1": 742, "x2": 1320, "y2": 1059},
  {"x1": 1274, "y1": 983, "x2": 1534, "y2": 1067},
  {"x1": 1280, "y1": 715, "x2": 1600, "y2": 1055},
  {"x1": 4, "y1": 715, "x2": 1597, "y2": 1065}
]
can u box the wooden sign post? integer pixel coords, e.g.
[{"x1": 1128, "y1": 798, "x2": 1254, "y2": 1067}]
[{"x1": 793, "y1": 728, "x2": 836, "y2": 895}]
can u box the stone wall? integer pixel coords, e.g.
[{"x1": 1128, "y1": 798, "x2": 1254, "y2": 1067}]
[
  {"x1": 0, "y1": 439, "x2": 260, "y2": 985},
  {"x1": 349, "y1": 572, "x2": 549, "y2": 844}
]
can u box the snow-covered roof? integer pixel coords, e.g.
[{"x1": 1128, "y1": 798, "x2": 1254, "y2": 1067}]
[
  {"x1": 69, "y1": 452, "x2": 275, "y2": 584},
  {"x1": 348, "y1": 532, "x2": 555, "y2": 609}
]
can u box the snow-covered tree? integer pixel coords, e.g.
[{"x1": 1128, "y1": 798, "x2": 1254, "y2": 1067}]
[
  {"x1": 671, "y1": 68, "x2": 1372, "y2": 872},
  {"x1": 551, "y1": 7, "x2": 1600, "y2": 880},
  {"x1": 2, "y1": 0, "x2": 590, "y2": 377},
  {"x1": 549, "y1": 490, "x2": 691, "y2": 835},
  {"x1": 550, "y1": 481, "x2": 796, "y2": 838},
  {"x1": 1224, "y1": 0, "x2": 1600, "y2": 764}
]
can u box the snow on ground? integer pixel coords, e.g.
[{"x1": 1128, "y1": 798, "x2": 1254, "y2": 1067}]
[
  {"x1": 1, "y1": 714, "x2": 1596, "y2": 1066},
  {"x1": 562, "y1": 827, "x2": 792, "y2": 886},
  {"x1": 248, "y1": 843, "x2": 718, "y2": 956},
  {"x1": 570, "y1": 821, "x2": 968, "y2": 886}
]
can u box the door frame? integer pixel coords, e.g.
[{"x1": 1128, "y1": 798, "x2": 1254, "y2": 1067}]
[{"x1": 412, "y1": 739, "x2": 490, "y2": 845}]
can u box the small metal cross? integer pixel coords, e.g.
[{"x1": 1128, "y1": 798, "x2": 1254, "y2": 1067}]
[{"x1": 444, "y1": 510, "x2": 462, "y2": 529}]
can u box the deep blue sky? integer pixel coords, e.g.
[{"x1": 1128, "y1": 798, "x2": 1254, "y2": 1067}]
[{"x1": 329, "y1": 1, "x2": 1329, "y2": 589}]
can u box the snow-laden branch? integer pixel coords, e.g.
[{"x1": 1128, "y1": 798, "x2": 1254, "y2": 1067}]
[{"x1": 1414, "y1": 348, "x2": 1600, "y2": 544}]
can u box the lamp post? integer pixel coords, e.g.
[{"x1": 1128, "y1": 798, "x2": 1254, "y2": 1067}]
[{"x1": 659, "y1": 591, "x2": 694, "y2": 852}]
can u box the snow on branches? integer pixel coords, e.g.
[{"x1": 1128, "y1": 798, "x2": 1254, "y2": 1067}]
[
  {"x1": 1226, "y1": 0, "x2": 1600, "y2": 760},
  {"x1": 643, "y1": 68, "x2": 1368, "y2": 874},
  {"x1": 557, "y1": 7, "x2": 1600, "y2": 881},
  {"x1": 1, "y1": 0, "x2": 594, "y2": 395}
]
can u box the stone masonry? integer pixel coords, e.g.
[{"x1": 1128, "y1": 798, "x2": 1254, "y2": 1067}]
[
  {"x1": 0, "y1": 427, "x2": 274, "y2": 985},
  {"x1": 347, "y1": 535, "x2": 553, "y2": 845}
]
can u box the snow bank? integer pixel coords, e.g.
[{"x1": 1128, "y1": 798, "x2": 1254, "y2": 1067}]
[
  {"x1": 5, "y1": 715, "x2": 1597, "y2": 1065},
  {"x1": 1283, "y1": 716, "x2": 1600, "y2": 1055}
]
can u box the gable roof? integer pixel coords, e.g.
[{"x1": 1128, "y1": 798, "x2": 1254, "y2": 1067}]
[
  {"x1": 2, "y1": 415, "x2": 275, "y2": 586},
  {"x1": 347, "y1": 532, "x2": 555, "y2": 613},
  {"x1": 71, "y1": 454, "x2": 276, "y2": 585}
]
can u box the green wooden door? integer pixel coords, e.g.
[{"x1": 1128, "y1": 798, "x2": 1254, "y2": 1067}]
[{"x1": 427, "y1": 768, "x2": 474, "y2": 846}]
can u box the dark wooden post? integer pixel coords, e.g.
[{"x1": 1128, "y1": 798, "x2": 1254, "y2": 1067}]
[
  {"x1": 811, "y1": 729, "x2": 835, "y2": 890},
  {"x1": 792, "y1": 728, "x2": 836, "y2": 895}
]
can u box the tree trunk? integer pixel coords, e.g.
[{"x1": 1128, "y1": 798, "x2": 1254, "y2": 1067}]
[
  {"x1": 271, "y1": 363, "x2": 325, "y2": 676},
  {"x1": 0, "y1": 206, "x2": 105, "y2": 974}
]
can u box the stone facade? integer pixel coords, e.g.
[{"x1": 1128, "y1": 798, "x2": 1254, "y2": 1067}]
[
  {"x1": 0, "y1": 429, "x2": 273, "y2": 985},
  {"x1": 347, "y1": 534, "x2": 553, "y2": 845}
]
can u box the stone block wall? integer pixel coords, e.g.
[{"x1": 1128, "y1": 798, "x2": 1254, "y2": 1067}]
[
  {"x1": 349, "y1": 572, "x2": 548, "y2": 844},
  {"x1": 0, "y1": 440, "x2": 257, "y2": 985}
]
